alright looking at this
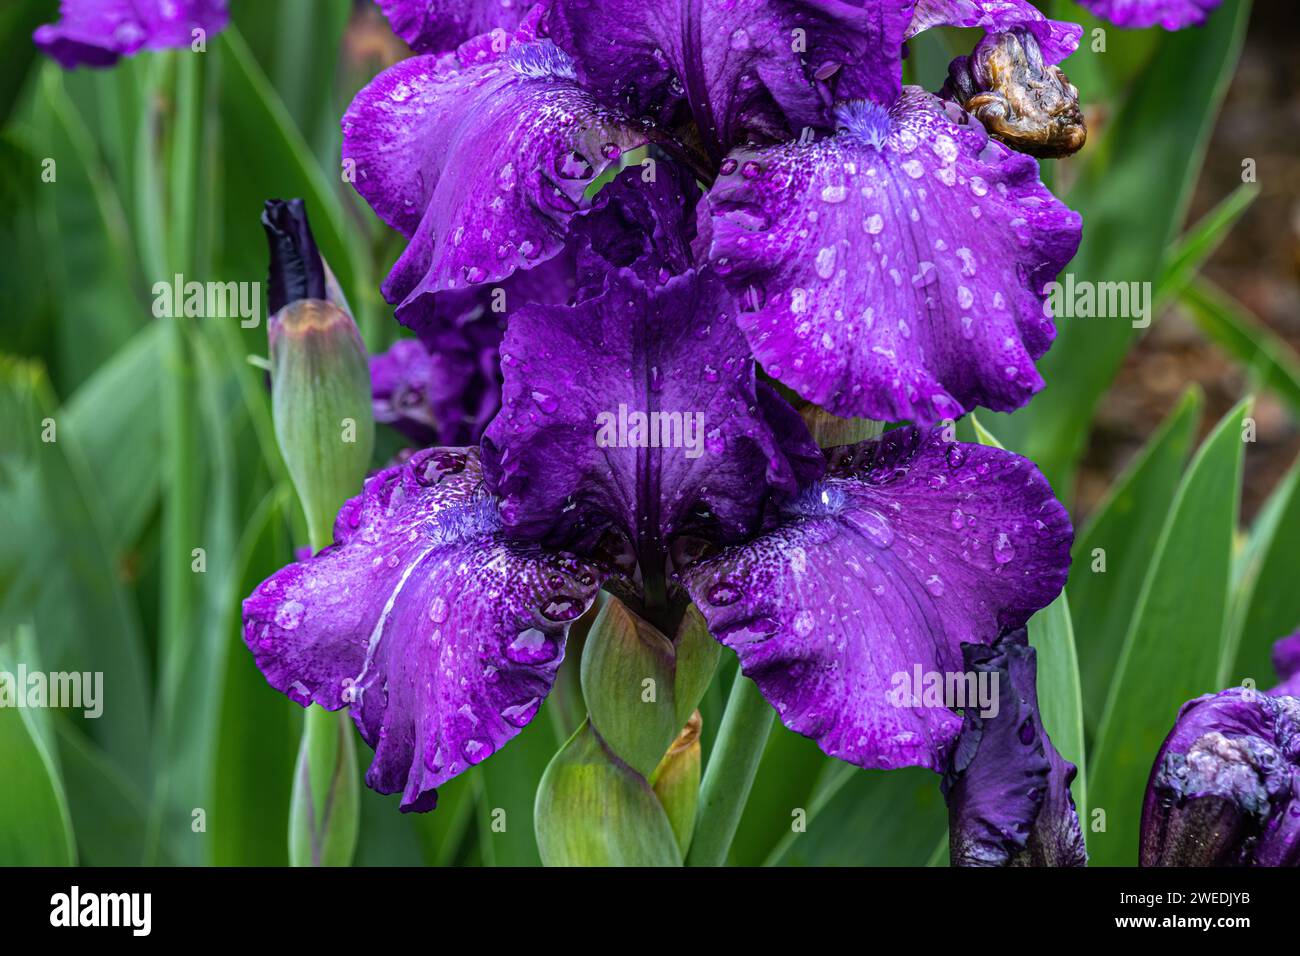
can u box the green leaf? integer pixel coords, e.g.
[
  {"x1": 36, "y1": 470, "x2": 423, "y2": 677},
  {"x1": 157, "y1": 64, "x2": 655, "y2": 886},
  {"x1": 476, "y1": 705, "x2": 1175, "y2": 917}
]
[
  {"x1": 213, "y1": 487, "x2": 299, "y2": 866},
  {"x1": 535, "y1": 721, "x2": 683, "y2": 866},
  {"x1": 0, "y1": 0, "x2": 50, "y2": 128},
  {"x1": 0, "y1": 356, "x2": 152, "y2": 787},
  {"x1": 1088, "y1": 398, "x2": 1250, "y2": 866},
  {"x1": 1155, "y1": 183, "x2": 1259, "y2": 307},
  {"x1": 728, "y1": 724, "x2": 826, "y2": 866},
  {"x1": 765, "y1": 765, "x2": 946, "y2": 866},
  {"x1": 1028, "y1": 591, "x2": 1087, "y2": 832},
  {"x1": 1226, "y1": 454, "x2": 1300, "y2": 689},
  {"x1": 1180, "y1": 280, "x2": 1300, "y2": 418},
  {"x1": 475, "y1": 713, "x2": 559, "y2": 867},
  {"x1": 1069, "y1": 388, "x2": 1202, "y2": 731},
  {"x1": 0, "y1": 625, "x2": 76, "y2": 866}
]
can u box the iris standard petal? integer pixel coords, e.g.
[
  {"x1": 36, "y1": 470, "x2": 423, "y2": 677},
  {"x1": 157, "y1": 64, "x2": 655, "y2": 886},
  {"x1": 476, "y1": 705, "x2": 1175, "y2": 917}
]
[
  {"x1": 241, "y1": 447, "x2": 604, "y2": 811},
  {"x1": 34, "y1": 0, "x2": 228, "y2": 69},
  {"x1": 341, "y1": 30, "x2": 646, "y2": 315},
  {"x1": 944, "y1": 627, "x2": 1086, "y2": 866},
  {"x1": 704, "y1": 88, "x2": 1081, "y2": 423},
  {"x1": 376, "y1": 0, "x2": 537, "y2": 54},
  {"x1": 681, "y1": 426, "x2": 1073, "y2": 771},
  {"x1": 547, "y1": 0, "x2": 910, "y2": 156},
  {"x1": 482, "y1": 263, "x2": 821, "y2": 570},
  {"x1": 1077, "y1": 0, "x2": 1221, "y2": 31}
]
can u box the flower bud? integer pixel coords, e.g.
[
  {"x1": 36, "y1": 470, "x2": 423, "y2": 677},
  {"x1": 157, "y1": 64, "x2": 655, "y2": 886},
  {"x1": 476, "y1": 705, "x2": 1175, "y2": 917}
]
[
  {"x1": 535, "y1": 721, "x2": 682, "y2": 866},
  {"x1": 263, "y1": 200, "x2": 373, "y2": 550},
  {"x1": 1140, "y1": 688, "x2": 1300, "y2": 867},
  {"x1": 943, "y1": 627, "x2": 1087, "y2": 867},
  {"x1": 580, "y1": 598, "x2": 679, "y2": 779}
]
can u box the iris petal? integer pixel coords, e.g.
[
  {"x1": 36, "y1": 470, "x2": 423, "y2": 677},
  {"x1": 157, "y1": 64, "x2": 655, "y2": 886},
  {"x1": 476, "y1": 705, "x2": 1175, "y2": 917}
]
[
  {"x1": 681, "y1": 426, "x2": 1072, "y2": 771},
  {"x1": 376, "y1": 0, "x2": 537, "y2": 54},
  {"x1": 34, "y1": 0, "x2": 228, "y2": 70},
  {"x1": 547, "y1": 0, "x2": 910, "y2": 155},
  {"x1": 241, "y1": 448, "x2": 604, "y2": 811},
  {"x1": 341, "y1": 29, "x2": 646, "y2": 318},
  {"x1": 482, "y1": 170, "x2": 822, "y2": 582},
  {"x1": 704, "y1": 88, "x2": 1080, "y2": 423},
  {"x1": 907, "y1": 0, "x2": 1083, "y2": 66},
  {"x1": 1077, "y1": 0, "x2": 1221, "y2": 31}
]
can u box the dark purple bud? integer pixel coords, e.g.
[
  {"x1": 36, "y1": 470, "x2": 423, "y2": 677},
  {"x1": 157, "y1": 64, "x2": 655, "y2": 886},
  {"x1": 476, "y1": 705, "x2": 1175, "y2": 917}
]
[
  {"x1": 943, "y1": 627, "x2": 1087, "y2": 867},
  {"x1": 262, "y1": 198, "x2": 327, "y2": 315},
  {"x1": 1140, "y1": 658, "x2": 1300, "y2": 867}
]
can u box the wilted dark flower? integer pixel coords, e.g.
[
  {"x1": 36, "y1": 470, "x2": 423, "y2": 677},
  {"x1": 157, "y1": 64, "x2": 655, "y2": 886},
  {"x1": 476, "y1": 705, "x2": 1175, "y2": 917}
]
[{"x1": 1140, "y1": 632, "x2": 1300, "y2": 867}]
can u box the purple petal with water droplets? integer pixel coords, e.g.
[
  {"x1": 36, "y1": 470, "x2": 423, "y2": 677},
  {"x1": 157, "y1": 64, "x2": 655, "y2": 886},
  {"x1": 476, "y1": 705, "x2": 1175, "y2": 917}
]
[
  {"x1": 681, "y1": 427, "x2": 1072, "y2": 772},
  {"x1": 547, "y1": 0, "x2": 910, "y2": 156},
  {"x1": 703, "y1": 88, "x2": 1081, "y2": 424},
  {"x1": 34, "y1": 0, "x2": 228, "y2": 69},
  {"x1": 483, "y1": 262, "x2": 820, "y2": 572},
  {"x1": 482, "y1": 169, "x2": 821, "y2": 576},
  {"x1": 341, "y1": 28, "x2": 646, "y2": 313},
  {"x1": 241, "y1": 447, "x2": 604, "y2": 811},
  {"x1": 376, "y1": 0, "x2": 537, "y2": 54}
]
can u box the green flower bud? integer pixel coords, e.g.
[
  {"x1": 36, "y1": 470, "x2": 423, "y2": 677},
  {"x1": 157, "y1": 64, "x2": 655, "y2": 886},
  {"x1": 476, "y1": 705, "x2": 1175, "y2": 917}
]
[
  {"x1": 580, "y1": 599, "x2": 679, "y2": 779},
  {"x1": 535, "y1": 721, "x2": 682, "y2": 867},
  {"x1": 650, "y1": 711, "x2": 702, "y2": 856},
  {"x1": 269, "y1": 298, "x2": 374, "y2": 550}
]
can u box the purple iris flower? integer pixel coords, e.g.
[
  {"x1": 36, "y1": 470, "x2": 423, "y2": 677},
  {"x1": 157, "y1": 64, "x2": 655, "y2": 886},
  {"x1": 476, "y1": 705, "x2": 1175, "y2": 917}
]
[
  {"x1": 1077, "y1": 0, "x2": 1222, "y2": 31},
  {"x1": 1139, "y1": 632, "x2": 1300, "y2": 867},
  {"x1": 344, "y1": 0, "x2": 1084, "y2": 425},
  {"x1": 34, "y1": 0, "x2": 229, "y2": 70},
  {"x1": 242, "y1": 161, "x2": 1074, "y2": 811},
  {"x1": 943, "y1": 627, "x2": 1087, "y2": 866}
]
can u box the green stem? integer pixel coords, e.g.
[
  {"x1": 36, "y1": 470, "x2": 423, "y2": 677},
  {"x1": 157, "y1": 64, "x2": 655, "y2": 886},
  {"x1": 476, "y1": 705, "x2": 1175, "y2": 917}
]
[{"x1": 685, "y1": 668, "x2": 773, "y2": 867}]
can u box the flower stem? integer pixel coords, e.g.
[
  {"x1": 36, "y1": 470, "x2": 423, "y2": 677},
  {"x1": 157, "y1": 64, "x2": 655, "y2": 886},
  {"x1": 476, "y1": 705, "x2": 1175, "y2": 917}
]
[{"x1": 685, "y1": 668, "x2": 773, "y2": 866}]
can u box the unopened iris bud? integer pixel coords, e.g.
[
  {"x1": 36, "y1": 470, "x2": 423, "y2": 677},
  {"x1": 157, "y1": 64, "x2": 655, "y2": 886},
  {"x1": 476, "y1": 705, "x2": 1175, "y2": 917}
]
[
  {"x1": 943, "y1": 627, "x2": 1087, "y2": 867},
  {"x1": 942, "y1": 28, "x2": 1086, "y2": 159},
  {"x1": 1140, "y1": 638, "x2": 1300, "y2": 868},
  {"x1": 262, "y1": 199, "x2": 374, "y2": 550}
]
